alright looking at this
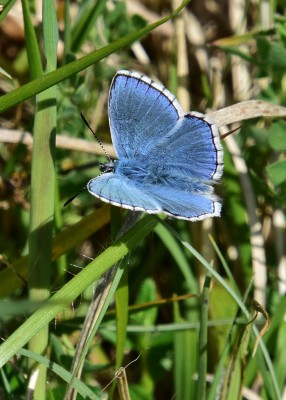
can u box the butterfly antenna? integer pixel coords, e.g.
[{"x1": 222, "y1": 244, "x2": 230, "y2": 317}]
[
  {"x1": 65, "y1": 114, "x2": 112, "y2": 207},
  {"x1": 221, "y1": 125, "x2": 241, "y2": 139},
  {"x1": 64, "y1": 186, "x2": 86, "y2": 207},
  {"x1": 80, "y1": 112, "x2": 112, "y2": 162}
]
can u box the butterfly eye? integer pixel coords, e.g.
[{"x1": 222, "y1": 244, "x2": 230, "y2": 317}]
[{"x1": 100, "y1": 162, "x2": 115, "y2": 173}]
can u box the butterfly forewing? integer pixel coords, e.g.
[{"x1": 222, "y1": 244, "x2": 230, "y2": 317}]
[{"x1": 109, "y1": 70, "x2": 183, "y2": 159}]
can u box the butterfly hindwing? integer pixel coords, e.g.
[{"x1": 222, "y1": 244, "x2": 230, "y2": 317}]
[
  {"x1": 87, "y1": 171, "x2": 220, "y2": 220},
  {"x1": 141, "y1": 183, "x2": 221, "y2": 220},
  {"x1": 147, "y1": 112, "x2": 223, "y2": 182},
  {"x1": 87, "y1": 173, "x2": 161, "y2": 213}
]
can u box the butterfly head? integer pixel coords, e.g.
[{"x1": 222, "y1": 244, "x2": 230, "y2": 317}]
[{"x1": 99, "y1": 161, "x2": 116, "y2": 174}]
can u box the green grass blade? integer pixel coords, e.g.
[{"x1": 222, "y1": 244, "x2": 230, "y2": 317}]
[
  {"x1": 43, "y1": 1, "x2": 58, "y2": 72},
  {"x1": 196, "y1": 273, "x2": 211, "y2": 400},
  {"x1": 0, "y1": 206, "x2": 111, "y2": 297},
  {"x1": 63, "y1": 0, "x2": 71, "y2": 60},
  {"x1": 27, "y1": 2, "x2": 59, "y2": 398},
  {"x1": 21, "y1": 0, "x2": 43, "y2": 79},
  {"x1": 209, "y1": 235, "x2": 240, "y2": 295},
  {"x1": 71, "y1": 0, "x2": 107, "y2": 52},
  {"x1": 0, "y1": 214, "x2": 157, "y2": 368},
  {"x1": 0, "y1": 0, "x2": 189, "y2": 113},
  {"x1": 115, "y1": 267, "x2": 129, "y2": 370},
  {"x1": 155, "y1": 223, "x2": 197, "y2": 294},
  {"x1": 64, "y1": 212, "x2": 140, "y2": 399},
  {"x1": 159, "y1": 219, "x2": 281, "y2": 400},
  {"x1": 174, "y1": 301, "x2": 198, "y2": 399},
  {"x1": 18, "y1": 348, "x2": 98, "y2": 399},
  {"x1": 65, "y1": 260, "x2": 127, "y2": 398},
  {"x1": 0, "y1": 0, "x2": 17, "y2": 23}
]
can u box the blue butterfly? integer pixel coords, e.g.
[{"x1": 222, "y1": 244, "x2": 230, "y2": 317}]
[{"x1": 87, "y1": 70, "x2": 223, "y2": 221}]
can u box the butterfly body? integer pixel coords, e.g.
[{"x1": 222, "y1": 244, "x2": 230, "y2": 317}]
[{"x1": 87, "y1": 70, "x2": 223, "y2": 221}]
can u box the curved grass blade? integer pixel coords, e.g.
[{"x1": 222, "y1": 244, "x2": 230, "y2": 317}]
[
  {"x1": 0, "y1": 0, "x2": 190, "y2": 113},
  {"x1": 0, "y1": 214, "x2": 157, "y2": 368}
]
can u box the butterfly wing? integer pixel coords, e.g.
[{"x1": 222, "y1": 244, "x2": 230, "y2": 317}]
[
  {"x1": 141, "y1": 183, "x2": 221, "y2": 220},
  {"x1": 108, "y1": 70, "x2": 183, "y2": 159},
  {"x1": 87, "y1": 172, "x2": 220, "y2": 220},
  {"x1": 109, "y1": 71, "x2": 222, "y2": 182},
  {"x1": 147, "y1": 112, "x2": 223, "y2": 183},
  {"x1": 136, "y1": 113, "x2": 223, "y2": 219},
  {"x1": 87, "y1": 173, "x2": 162, "y2": 213}
]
